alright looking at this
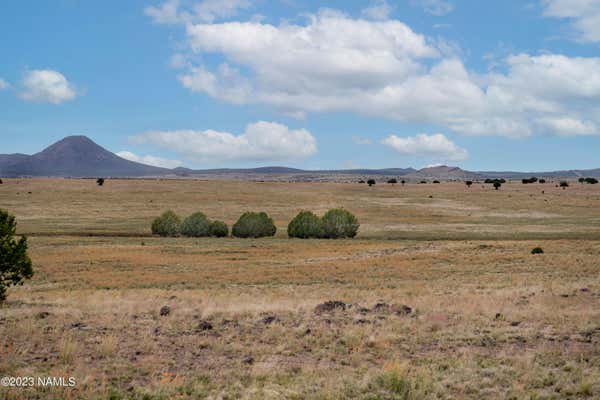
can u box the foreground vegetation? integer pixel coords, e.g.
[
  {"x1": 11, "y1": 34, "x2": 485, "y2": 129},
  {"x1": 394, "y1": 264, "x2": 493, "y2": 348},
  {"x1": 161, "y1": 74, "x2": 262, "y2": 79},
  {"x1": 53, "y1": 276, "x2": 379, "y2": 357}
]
[{"x1": 1, "y1": 179, "x2": 599, "y2": 399}]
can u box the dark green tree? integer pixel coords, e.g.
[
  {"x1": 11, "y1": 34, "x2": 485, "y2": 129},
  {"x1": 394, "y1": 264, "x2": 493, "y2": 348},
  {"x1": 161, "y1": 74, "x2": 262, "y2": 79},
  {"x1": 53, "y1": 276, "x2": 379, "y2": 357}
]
[
  {"x1": 181, "y1": 212, "x2": 211, "y2": 237},
  {"x1": 96, "y1": 178, "x2": 105, "y2": 186},
  {"x1": 321, "y1": 208, "x2": 359, "y2": 239},
  {"x1": 0, "y1": 209, "x2": 33, "y2": 302},
  {"x1": 288, "y1": 211, "x2": 323, "y2": 239},
  {"x1": 465, "y1": 181, "x2": 473, "y2": 188},
  {"x1": 493, "y1": 181, "x2": 501, "y2": 190},
  {"x1": 209, "y1": 220, "x2": 229, "y2": 237},
  {"x1": 367, "y1": 179, "x2": 376, "y2": 187},
  {"x1": 151, "y1": 210, "x2": 181, "y2": 237},
  {"x1": 232, "y1": 212, "x2": 276, "y2": 238}
]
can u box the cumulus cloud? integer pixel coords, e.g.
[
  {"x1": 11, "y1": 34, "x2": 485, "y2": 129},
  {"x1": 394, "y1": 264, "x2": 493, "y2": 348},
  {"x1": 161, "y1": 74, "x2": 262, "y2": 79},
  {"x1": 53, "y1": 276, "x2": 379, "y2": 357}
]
[
  {"x1": 116, "y1": 151, "x2": 183, "y2": 168},
  {"x1": 361, "y1": 0, "x2": 393, "y2": 20},
  {"x1": 382, "y1": 133, "x2": 468, "y2": 161},
  {"x1": 542, "y1": 0, "x2": 600, "y2": 42},
  {"x1": 155, "y1": 8, "x2": 600, "y2": 138},
  {"x1": 0, "y1": 78, "x2": 8, "y2": 90},
  {"x1": 130, "y1": 121, "x2": 317, "y2": 163},
  {"x1": 411, "y1": 0, "x2": 454, "y2": 16},
  {"x1": 19, "y1": 70, "x2": 77, "y2": 104},
  {"x1": 145, "y1": 0, "x2": 250, "y2": 24}
]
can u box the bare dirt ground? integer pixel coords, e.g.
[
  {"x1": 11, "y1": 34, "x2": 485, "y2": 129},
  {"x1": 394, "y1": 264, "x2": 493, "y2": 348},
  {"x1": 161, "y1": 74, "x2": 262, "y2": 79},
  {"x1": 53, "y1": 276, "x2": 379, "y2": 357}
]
[{"x1": 1, "y1": 179, "x2": 600, "y2": 399}]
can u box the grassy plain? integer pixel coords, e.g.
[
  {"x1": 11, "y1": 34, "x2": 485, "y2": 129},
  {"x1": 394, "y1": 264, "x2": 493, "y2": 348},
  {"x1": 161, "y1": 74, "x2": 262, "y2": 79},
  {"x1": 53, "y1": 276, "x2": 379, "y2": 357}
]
[{"x1": 1, "y1": 178, "x2": 600, "y2": 399}]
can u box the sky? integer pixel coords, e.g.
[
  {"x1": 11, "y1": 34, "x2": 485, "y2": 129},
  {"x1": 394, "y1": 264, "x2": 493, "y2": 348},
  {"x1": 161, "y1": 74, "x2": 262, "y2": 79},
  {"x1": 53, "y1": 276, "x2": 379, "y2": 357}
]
[{"x1": 1, "y1": 0, "x2": 600, "y2": 171}]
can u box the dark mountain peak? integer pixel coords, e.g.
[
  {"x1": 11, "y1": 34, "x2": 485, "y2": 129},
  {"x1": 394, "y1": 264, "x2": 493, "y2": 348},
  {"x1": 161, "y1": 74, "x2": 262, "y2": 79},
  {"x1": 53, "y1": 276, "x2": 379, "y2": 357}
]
[
  {"x1": 35, "y1": 135, "x2": 112, "y2": 160},
  {"x1": 1, "y1": 135, "x2": 169, "y2": 177}
]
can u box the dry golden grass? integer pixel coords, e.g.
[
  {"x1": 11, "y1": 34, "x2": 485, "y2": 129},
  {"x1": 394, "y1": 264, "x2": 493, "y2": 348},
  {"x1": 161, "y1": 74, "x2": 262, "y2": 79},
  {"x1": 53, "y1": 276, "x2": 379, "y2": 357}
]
[{"x1": 1, "y1": 179, "x2": 600, "y2": 399}]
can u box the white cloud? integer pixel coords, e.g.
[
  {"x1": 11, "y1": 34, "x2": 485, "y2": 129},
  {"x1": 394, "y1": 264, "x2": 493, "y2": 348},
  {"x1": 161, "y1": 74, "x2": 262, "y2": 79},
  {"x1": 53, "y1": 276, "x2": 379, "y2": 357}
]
[
  {"x1": 145, "y1": 0, "x2": 250, "y2": 24},
  {"x1": 382, "y1": 133, "x2": 468, "y2": 161},
  {"x1": 411, "y1": 0, "x2": 454, "y2": 16},
  {"x1": 361, "y1": 0, "x2": 393, "y2": 20},
  {"x1": 536, "y1": 117, "x2": 598, "y2": 136},
  {"x1": 193, "y1": 0, "x2": 251, "y2": 22},
  {"x1": 0, "y1": 78, "x2": 8, "y2": 90},
  {"x1": 116, "y1": 151, "x2": 183, "y2": 168},
  {"x1": 159, "y1": 9, "x2": 600, "y2": 138},
  {"x1": 145, "y1": 0, "x2": 183, "y2": 24},
  {"x1": 130, "y1": 121, "x2": 317, "y2": 163},
  {"x1": 542, "y1": 0, "x2": 600, "y2": 42},
  {"x1": 352, "y1": 135, "x2": 373, "y2": 145},
  {"x1": 20, "y1": 70, "x2": 77, "y2": 104}
]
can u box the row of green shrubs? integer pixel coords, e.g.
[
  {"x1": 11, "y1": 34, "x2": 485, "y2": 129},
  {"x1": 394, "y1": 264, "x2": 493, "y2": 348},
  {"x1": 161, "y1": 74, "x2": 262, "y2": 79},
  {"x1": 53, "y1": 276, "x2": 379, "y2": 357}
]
[
  {"x1": 288, "y1": 209, "x2": 359, "y2": 238},
  {"x1": 151, "y1": 211, "x2": 228, "y2": 238},
  {"x1": 151, "y1": 208, "x2": 359, "y2": 239}
]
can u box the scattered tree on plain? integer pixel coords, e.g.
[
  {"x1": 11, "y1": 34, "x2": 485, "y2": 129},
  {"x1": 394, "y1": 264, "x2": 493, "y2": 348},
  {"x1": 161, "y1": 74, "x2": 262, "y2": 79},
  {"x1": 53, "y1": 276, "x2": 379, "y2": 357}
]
[
  {"x1": 465, "y1": 181, "x2": 473, "y2": 188},
  {"x1": 539, "y1": 179, "x2": 546, "y2": 184},
  {"x1": 493, "y1": 181, "x2": 502, "y2": 190},
  {"x1": 321, "y1": 208, "x2": 359, "y2": 239},
  {"x1": 560, "y1": 181, "x2": 569, "y2": 189},
  {"x1": 585, "y1": 177, "x2": 599, "y2": 184},
  {"x1": 387, "y1": 178, "x2": 398, "y2": 185},
  {"x1": 579, "y1": 178, "x2": 585, "y2": 184},
  {"x1": 367, "y1": 179, "x2": 376, "y2": 187},
  {"x1": 0, "y1": 209, "x2": 33, "y2": 302},
  {"x1": 151, "y1": 210, "x2": 181, "y2": 237},
  {"x1": 288, "y1": 211, "x2": 324, "y2": 239},
  {"x1": 209, "y1": 220, "x2": 229, "y2": 237},
  {"x1": 180, "y1": 212, "x2": 211, "y2": 237},
  {"x1": 96, "y1": 178, "x2": 105, "y2": 186},
  {"x1": 232, "y1": 212, "x2": 277, "y2": 238},
  {"x1": 401, "y1": 180, "x2": 406, "y2": 186}
]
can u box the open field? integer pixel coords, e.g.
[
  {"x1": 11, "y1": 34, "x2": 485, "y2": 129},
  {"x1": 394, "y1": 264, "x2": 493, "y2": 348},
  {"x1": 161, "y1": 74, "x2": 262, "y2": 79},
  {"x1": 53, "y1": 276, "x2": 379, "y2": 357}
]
[{"x1": 1, "y1": 179, "x2": 600, "y2": 399}]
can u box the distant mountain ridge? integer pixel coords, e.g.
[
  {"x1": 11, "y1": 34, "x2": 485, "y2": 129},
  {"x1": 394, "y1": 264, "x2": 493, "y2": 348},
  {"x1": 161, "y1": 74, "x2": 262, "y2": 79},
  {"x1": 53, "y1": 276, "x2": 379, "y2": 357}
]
[
  {"x1": 0, "y1": 136, "x2": 170, "y2": 177},
  {"x1": 1, "y1": 135, "x2": 600, "y2": 179}
]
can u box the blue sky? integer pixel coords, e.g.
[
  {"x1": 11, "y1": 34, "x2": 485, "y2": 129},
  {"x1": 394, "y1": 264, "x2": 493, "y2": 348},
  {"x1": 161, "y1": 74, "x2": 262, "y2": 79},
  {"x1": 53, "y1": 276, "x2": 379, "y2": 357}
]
[{"x1": 1, "y1": 0, "x2": 600, "y2": 171}]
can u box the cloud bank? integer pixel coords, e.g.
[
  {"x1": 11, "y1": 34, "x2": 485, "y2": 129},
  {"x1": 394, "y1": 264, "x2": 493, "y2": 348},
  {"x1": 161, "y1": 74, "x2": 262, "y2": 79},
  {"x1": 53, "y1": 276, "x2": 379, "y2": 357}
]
[
  {"x1": 382, "y1": 133, "x2": 468, "y2": 161},
  {"x1": 130, "y1": 121, "x2": 317, "y2": 163}
]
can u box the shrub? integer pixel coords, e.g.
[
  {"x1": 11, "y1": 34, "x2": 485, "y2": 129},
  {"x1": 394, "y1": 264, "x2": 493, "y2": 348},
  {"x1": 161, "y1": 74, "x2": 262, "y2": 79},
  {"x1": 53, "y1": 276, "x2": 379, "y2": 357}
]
[
  {"x1": 539, "y1": 179, "x2": 546, "y2": 184},
  {"x1": 232, "y1": 212, "x2": 276, "y2": 238},
  {"x1": 321, "y1": 208, "x2": 359, "y2": 239},
  {"x1": 579, "y1": 177, "x2": 585, "y2": 184},
  {"x1": 465, "y1": 181, "x2": 473, "y2": 187},
  {"x1": 358, "y1": 180, "x2": 365, "y2": 184},
  {"x1": 433, "y1": 180, "x2": 440, "y2": 184},
  {"x1": 181, "y1": 212, "x2": 211, "y2": 237},
  {"x1": 522, "y1": 177, "x2": 538, "y2": 184},
  {"x1": 387, "y1": 178, "x2": 398, "y2": 185},
  {"x1": 0, "y1": 209, "x2": 33, "y2": 302},
  {"x1": 493, "y1": 181, "x2": 501, "y2": 190},
  {"x1": 288, "y1": 211, "x2": 323, "y2": 239},
  {"x1": 96, "y1": 178, "x2": 105, "y2": 186},
  {"x1": 367, "y1": 179, "x2": 376, "y2": 186},
  {"x1": 151, "y1": 210, "x2": 181, "y2": 237},
  {"x1": 0, "y1": 179, "x2": 3, "y2": 184},
  {"x1": 484, "y1": 179, "x2": 493, "y2": 184},
  {"x1": 560, "y1": 181, "x2": 569, "y2": 189},
  {"x1": 531, "y1": 247, "x2": 544, "y2": 255},
  {"x1": 585, "y1": 177, "x2": 599, "y2": 184},
  {"x1": 401, "y1": 180, "x2": 406, "y2": 185},
  {"x1": 209, "y1": 220, "x2": 229, "y2": 237}
]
